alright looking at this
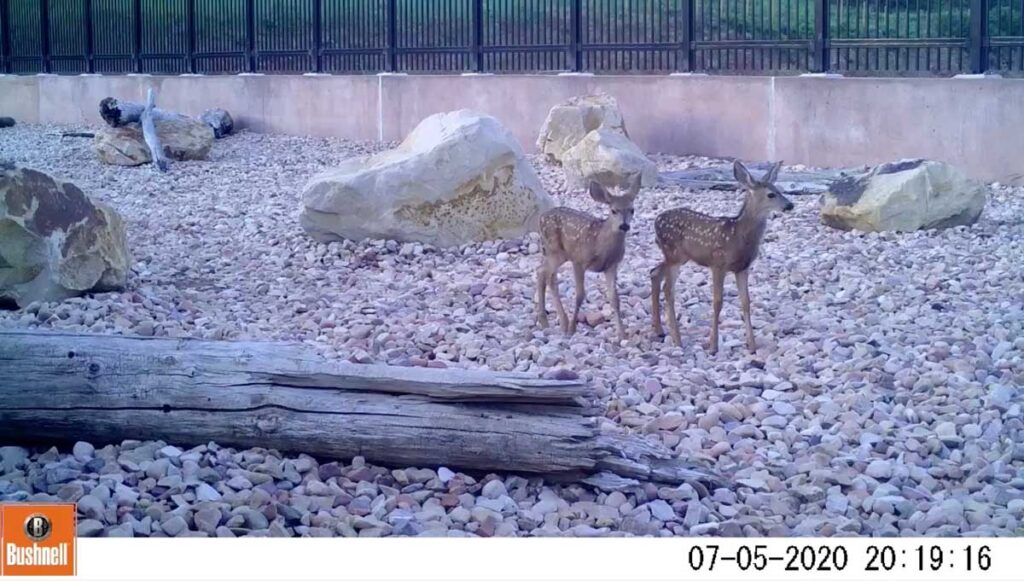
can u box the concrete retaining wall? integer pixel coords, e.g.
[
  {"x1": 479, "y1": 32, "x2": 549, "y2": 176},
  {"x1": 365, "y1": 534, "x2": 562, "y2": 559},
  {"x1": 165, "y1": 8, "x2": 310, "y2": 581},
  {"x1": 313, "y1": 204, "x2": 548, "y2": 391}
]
[{"x1": 2, "y1": 73, "x2": 1021, "y2": 182}]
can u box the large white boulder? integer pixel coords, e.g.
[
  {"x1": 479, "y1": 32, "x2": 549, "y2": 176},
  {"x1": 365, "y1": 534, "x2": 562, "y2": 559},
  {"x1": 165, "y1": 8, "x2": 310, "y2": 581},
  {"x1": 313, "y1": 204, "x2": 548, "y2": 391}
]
[
  {"x1": 821, "y1": 159, "x2": 986, "y2": 232},
  {"x1": 537, "y1": 93, "x2": 629, "y2": 164},
  {"x1": 94, "y1": 116, "x2": 214, "y2": 167},
  {"x1": 561, "y1": 128, "x2": 658, "y2": 190},
  {"x1": 0, "y1": 163, "x2": 130, "y2": 308},
  {"x1": 300, "y1": 110, "x2": 553, "y2": 247}
]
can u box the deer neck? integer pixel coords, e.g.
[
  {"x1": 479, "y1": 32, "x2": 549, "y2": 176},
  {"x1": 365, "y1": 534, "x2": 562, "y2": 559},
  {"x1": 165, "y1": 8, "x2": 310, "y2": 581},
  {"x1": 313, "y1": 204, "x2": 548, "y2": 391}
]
[
  {"x1": 734, "y1": 195, "x2": 770, "y2": 248},
  {"x1": 588, "y1": 217, "x2": 627, "y2": 271}
]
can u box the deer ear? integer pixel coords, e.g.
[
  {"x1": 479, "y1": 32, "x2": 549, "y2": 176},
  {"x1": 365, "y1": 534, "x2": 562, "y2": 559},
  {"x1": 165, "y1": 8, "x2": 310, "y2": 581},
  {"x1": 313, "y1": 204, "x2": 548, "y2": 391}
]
[
  {"x1": 733, "y1": 161, "x2": 756, "y2": 189},
  {"x1": 763, "y1": 160, "x2": 783, "y2": 184},
  {"x1": 588, "y1": 181, "x2": 610, "y2": 204},
  {"x1": 626, "y1": 173, "x2": 642, "y2": 198}
]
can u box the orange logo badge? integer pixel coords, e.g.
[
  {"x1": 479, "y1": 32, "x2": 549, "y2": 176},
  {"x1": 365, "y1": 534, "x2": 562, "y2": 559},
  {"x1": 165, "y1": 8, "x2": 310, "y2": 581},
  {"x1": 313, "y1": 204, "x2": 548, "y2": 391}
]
[{"x1": 1, "y1": 503, "x2": 77, "y2": 576}]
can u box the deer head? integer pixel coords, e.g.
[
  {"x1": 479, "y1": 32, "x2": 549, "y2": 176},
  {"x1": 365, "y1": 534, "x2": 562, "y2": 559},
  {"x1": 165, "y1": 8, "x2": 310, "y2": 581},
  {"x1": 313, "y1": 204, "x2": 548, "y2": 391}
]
[
  {"x1": 588, "y1": 173, "x2": 641, "y2": 232},
  {"x1": 733, "y1": 160, "x2": 794, "y2": 215}
]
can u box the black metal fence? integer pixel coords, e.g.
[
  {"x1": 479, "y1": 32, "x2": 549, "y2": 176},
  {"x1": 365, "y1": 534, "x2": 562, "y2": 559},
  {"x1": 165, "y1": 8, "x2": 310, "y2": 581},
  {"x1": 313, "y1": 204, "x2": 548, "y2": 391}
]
[{"x1": 1, "y1": 0, "x2": 1022, "y2": 76}]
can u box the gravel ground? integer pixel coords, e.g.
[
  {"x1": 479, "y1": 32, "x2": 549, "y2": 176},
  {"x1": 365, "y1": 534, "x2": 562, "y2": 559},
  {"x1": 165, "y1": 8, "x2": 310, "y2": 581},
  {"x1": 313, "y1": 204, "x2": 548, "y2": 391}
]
[{"x1": 1, "y1": 124, "x2": 1023, "y2": 538}]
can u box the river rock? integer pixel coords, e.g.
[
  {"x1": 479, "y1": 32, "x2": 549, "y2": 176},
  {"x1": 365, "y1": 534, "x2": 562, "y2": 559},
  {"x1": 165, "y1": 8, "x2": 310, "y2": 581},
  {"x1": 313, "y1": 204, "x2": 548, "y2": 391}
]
[
  {"x1": 300, "y1": 110, "x2": 552, "y2": 247},
  {"x1": 560, "y1": 127, "x2": 657, "y2": 190},
  {"x1": 94, "y1": 116, "x2": 214, "y2": 166},
  {"x1": 0, "y1": 163, "x2": 130, "y2": 307},
  {"x1": 537, "y1": 93, "x2": 629, "y2": 163},
  {"x1": 821, "y1": 159, "x2": 986, "y2": 232},
  {"x1": 200, "y1": 109, "x2": 234, "y2": 139}
]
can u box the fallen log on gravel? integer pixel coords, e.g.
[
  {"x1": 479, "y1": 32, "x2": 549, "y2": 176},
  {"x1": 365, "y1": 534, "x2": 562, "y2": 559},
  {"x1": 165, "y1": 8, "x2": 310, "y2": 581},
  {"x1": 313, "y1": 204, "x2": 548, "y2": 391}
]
[
  {"x1": 0, "y1": 330, "x2": 725, "y2": 492},
  {"x1": 659, "y1": 162, "x2": 859, "y2": 195}
]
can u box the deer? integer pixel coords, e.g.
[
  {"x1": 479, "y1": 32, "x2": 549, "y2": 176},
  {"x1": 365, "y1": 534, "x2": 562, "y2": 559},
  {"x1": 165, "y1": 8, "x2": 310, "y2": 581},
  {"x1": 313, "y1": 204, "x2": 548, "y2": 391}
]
[
  {"x1": 650, "y1": 160, "x2": 793, "y2": 355},
  {"x1": 535, "y1": 173, "x2": 642, "y2": 342}
]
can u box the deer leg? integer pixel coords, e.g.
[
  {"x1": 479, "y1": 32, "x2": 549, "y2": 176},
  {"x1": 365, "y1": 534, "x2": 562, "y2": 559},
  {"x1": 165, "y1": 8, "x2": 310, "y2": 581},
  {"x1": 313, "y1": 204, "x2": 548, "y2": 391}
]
[
  {"x1": 709, "y1": 267, "x2": 726, "y2": 355},
  {"x1": 664, "y1": 265, "x2": 682, "y2": 347},
  {"x1": 650, "y1": 263, "x2": 665, "y2": 337},
  {"x1": 604, "y1": 267, "x2": 625, "y2": 342},
  {"x1": 547, "y1": 267, "x2": 569, "y2": 333},
  {"x1": 535, "y1": 264, "x2": 550, "y2": 329},
  {"x1": 568, "y1": 263, "x2": 585, "y2": 336},
  {"x1": 736, "y1": 269, "x2": 756, "y2": 352}
]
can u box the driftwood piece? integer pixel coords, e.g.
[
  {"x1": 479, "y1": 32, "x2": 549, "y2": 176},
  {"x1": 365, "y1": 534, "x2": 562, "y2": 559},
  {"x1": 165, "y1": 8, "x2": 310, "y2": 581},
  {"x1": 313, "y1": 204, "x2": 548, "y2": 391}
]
[
  {"x1": 140, "y1": 89, "x2": 169, "y2": 172},
  {"x1": 659, "y1": 162, "x2": 861, "y2": 195},
  {"x1": 0, "y1": 330, "x2": 725, "y2": 490},
  {"x1": 99, "y1": 96, "x2": 182, "y2": 128}
]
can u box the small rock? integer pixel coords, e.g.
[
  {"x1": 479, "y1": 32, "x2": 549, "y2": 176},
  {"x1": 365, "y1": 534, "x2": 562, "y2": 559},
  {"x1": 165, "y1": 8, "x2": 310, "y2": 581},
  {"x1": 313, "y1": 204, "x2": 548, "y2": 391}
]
[
  {"x1": 866, "y1": 460, "x2": 893, "y2": 480},
  {"x1": 72, "y1": 441, "x2": 95, "y2": 462},
  {"x1": 161, "y1": 516, "x2": 188, "y2": 537},
  {"x1": 482, "y1": 479, "x2": 507, "y2": 500},
  {"x1": 76, "y1": 519, "x2": 105, "y2": 537}
]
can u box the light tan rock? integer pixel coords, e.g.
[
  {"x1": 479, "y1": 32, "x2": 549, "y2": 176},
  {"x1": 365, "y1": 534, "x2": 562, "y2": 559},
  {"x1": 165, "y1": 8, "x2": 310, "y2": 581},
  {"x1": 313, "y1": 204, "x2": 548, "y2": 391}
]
[
  {"x1": 821, "y1": 159, "x2": 986, "y2": 232},
  {"x1": 94, "y1": 116, "x2": 214, "y2": 166},
  {"x1": 0, "y1": 163, "x2": 130, "y2": 307},
  {"x1": 561, "y1": 128, "x2": 658, "y2": 189},
  {"x1": 300, "y1": 110, "x2": 552, "y2": 247},
  {"x1": 537, "y1": 93, "x2": 629, "y2": 164}
]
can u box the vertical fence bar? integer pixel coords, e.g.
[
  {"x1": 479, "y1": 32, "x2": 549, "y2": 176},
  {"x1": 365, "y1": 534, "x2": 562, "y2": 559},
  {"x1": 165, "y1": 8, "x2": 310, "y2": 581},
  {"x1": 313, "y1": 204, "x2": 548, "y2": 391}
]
[
  {"x1": 813, "y1": 0, "x2": 829, "y2": 72},
  {"x1": 133, "y1": 0, "x2": 142, "y2": 73},
  {"x1": 311, "y1": 0, "x2": 321, "y2": 72},
  {"x1": 185, "y1": 0, "x2": 195, "y2": 73},
  {"x1": 969, "y1": 0, "x2": 989, "y2": 72},
  {"x1": 471, "y1": 0, "x2": 483, "y2": 71},
  {"x1": 386, "y1": 0, "x2": 397, "y2": 71},
  {"x1": 246, "y1": 0, "x2": 256, "y2": 72},
  {"x1": 0, "y1": 0, "x2": 11, "y2": 74},
  {"x1": 84, "y1": 0, "x2": 94, "y2": 72},
  {"x1": 568, "y1": 0, "x2": 581, "y2": 71},
  {"x1": 40, "y1": 0, "x2": 50, "y2": 73},
  {"x1": 679, "y1": 0, "x2": 693, "y2": 71}
]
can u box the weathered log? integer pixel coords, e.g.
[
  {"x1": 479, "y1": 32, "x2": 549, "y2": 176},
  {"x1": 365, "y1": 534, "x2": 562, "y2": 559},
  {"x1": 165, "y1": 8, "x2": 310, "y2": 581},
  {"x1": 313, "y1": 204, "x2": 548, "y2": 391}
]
[
  {"x1": 141, "y1": 89, "x2": 169, "y2": 172},
  {"x1": 0, "y1": 330, "x2": 724, "y2": 490},
  {"x1": 99, "y1": 96, "x2": 182, "y2": 128},
  {"x1": 659, "y1": 162, "x2": 860, "y2": 195}
]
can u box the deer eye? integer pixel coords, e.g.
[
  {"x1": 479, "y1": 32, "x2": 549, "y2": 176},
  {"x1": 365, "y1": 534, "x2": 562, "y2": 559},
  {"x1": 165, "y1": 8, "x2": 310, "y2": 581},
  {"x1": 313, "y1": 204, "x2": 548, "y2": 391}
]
[{"x1": 767, "y1": 193, "x2": 777, "y2": 199}]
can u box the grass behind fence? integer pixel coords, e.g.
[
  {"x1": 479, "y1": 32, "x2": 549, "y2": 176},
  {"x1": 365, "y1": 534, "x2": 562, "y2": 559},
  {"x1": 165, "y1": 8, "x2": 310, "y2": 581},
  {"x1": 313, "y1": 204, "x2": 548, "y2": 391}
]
[{"x1": 1, "y1": 0, "x2": 1021, "y2": 75}]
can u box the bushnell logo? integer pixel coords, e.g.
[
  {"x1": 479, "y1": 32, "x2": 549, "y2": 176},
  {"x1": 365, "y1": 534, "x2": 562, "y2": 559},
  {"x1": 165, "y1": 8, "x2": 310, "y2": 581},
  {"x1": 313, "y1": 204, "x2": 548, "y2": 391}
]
[
  {"x1": 1, "y1": 503, "x2": 76, "y2": 576},
  {"x1": 24, "y1": 513, "x2": 53, "y2": 543}
]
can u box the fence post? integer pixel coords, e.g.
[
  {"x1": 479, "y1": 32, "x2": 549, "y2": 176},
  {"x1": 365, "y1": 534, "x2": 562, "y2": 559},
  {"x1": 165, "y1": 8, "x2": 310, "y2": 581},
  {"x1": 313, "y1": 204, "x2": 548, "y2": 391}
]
[
  {"x1": 568, "y1": 0, "x2": 581, "y2": 71},
  {"x1": 1, "y1": 0, "x2": 11, "y2": 74},
  {"x1": 812, "y1": 0, "x2": 829, "y2": 72},
  {"x1": 39, "y1": 0, "x2": 49, "y2": 73},
  {"x1": 133, "y1": 0, "x2": 142, "y2": 73},
  {"x1": 245, "y1": 0, "x2": 256, "y2": 72},
  {"x1": 385, "y1": 0, "x2": 397, "y2": 72},
  {"x1": 311, "y1": 0, "x2": 322, "y2": 72},
  {"x1": 471, "y1": 0, "x2": 483, "y2": 72},
  {"x1": 185, "y1": 0, "x2": 195, "y2": 73},
  {"x1": 969, "y1": 0, "x2": 989, "y2": 73},
  {"x1": 84, "y1": 0, "x2": 94, "y2": 73},
  {"x1": 678, "y1": 0, "x2": 693, "y2": 72}
]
